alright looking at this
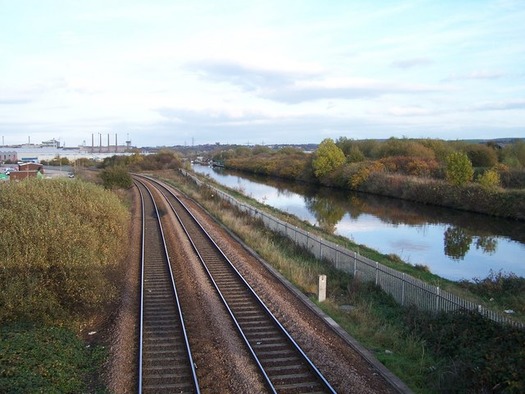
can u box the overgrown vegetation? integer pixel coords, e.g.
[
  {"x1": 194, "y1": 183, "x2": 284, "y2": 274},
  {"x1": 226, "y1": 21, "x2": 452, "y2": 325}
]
[
  {"x1": 99, "y1": 149, "x2": 182, "y2": 172},
  {"x1": 0, "y1": 324, "x2": 105, "y2": 393},
  {"x1": 209, "y1": 138, "x2": 525, "y2": 220},
  {"x1": 158, "y1": 170, "x2": 525, "y2": 393},
  {"x1": 100, "y1": 165, "x2": 133, "y2": 189},
  {"x1": 459, "y1": 271, "x2": 525, "y2": 316},
  {"x1": 0, "y1": 178, "x2": 130, "y2": 391}
]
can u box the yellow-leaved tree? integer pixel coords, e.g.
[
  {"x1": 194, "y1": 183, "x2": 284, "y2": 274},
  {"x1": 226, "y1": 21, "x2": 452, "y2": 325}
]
[{"x1": 312, "y1": 138, "x2": 346, "y2": 179}]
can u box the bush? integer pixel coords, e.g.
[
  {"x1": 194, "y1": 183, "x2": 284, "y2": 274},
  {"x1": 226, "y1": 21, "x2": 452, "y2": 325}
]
[
  {"x1": 464, "y1": 144, "x2": 498, "y2": 167},
  {"x1": 100, "y1": 165, "x2": 133, "y2": 189},
  {"x1": 445, "y1": 152, "x2": 474, "y2": 186},
  {"x1": 0, "y1": 179, "x2": 130, "y2": 325},
  {"x1": 404, "y1": 308, "x2": 525, "y2": 392},
  {"x1": 477, "y1": 168, "x2": 501, "y2": 189}
]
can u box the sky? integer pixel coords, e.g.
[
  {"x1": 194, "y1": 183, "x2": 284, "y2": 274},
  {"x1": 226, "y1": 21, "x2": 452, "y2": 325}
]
[{"x1": 1, "y1": 0, "x2": 524, "y2": 148}]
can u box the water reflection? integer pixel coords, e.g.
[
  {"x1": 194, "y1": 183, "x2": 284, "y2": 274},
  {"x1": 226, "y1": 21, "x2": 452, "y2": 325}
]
[
  {"x1": 443, "y1": 227, "x2": 498, "y2": 260},
  {"x1": 193, "y1": 165, "x2": 525, "y2": 280},
  {"x1": 304, "y1": 196, "x2": 345, "y2": 233}
]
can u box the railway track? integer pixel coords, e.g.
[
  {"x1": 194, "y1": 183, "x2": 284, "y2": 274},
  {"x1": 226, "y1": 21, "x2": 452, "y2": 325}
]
[
  {"x1": 135, "y1": 179, "x2": 199, "y2": 394},
  {"x1": 135, "y1": 175, "x2": 336, "y2": 393}
]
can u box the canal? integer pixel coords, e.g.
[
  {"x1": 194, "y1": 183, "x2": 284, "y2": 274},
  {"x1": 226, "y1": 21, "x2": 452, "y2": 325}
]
[{"x1": 193, "y1": 164, "x2": 525, "y2": 282}]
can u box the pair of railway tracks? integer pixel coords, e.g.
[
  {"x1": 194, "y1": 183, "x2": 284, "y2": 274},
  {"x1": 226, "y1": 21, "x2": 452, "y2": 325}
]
[{"x1": 134, "y1": 175, "x2": 336, "y2": 393}]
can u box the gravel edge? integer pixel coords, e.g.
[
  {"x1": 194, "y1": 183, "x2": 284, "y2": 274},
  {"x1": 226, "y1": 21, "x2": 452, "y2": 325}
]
[{"x1": 213, "y1": 212, "x2": 414, "y2": 394}]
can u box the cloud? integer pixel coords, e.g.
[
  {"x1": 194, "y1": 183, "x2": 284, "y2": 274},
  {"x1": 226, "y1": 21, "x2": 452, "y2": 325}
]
[
  {"x1": 187, "y1": 59, "x2": 319, "y2": 92},
  {"x1": 260, "y1": 78, "x2": 446, "y2": 104},
  {"x1": 156, "y1": 106, "x2": 268, "y2": 125},
  {"x1": 187, "y1": 60, "x2": 446, "y2": 104},
  {"x1": 470, "y1": 99, "x2": 525, "y2": 111},
  {"x1": 443, "y1": 70, "x2": 504, "y2": 82},
  {"x1": 391, "y1": 57, "x2": 433, "y2": 69},
  {"x1": 387, "y1": 106, "x2": 433, "y2": 116},
  {"x1": 0, "y1": 98, "x2": 32, "y2": 105}
]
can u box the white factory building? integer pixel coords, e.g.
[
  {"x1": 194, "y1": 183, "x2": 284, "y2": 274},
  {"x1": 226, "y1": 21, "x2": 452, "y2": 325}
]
[{"x1": 0, "y1": 138, "x2": 135, "y2": 163}]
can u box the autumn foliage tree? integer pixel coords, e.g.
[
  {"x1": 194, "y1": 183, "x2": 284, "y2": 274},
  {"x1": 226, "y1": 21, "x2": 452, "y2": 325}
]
[
  {"x1": 445, "y1": 152, "x2": 474, "y2": 186},
  {"x1": 312, "y1": 138, "x2": 346, "y2": 179}
]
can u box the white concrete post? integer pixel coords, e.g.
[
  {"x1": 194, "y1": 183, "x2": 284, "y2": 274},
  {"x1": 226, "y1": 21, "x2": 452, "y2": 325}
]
[{"x1": 318, "y1": 275, "x2": 327, "y2": 303}]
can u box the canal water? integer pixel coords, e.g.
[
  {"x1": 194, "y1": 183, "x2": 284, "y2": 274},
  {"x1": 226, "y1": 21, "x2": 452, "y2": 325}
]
[{"x1": 193, "y1": 164, "x2": 525, "y2": 282}]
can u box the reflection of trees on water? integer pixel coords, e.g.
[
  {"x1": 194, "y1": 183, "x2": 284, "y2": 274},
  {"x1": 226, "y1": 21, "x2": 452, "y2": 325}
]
[
  {"x1": 204, "y1": 165, "x2": 524, "y2": 252},
  {"x1": 444, "y1": 226, "x2": 498, "y2": 260},
  {"x1": 304, "y1": 196, "x2": 345, "y2": 234},
  {"x1": 475, "y1": 236, "x2": 497, "y2": 254},
  {"x1": 444, "y1": 227, "x2": 472, "y2": 260}
]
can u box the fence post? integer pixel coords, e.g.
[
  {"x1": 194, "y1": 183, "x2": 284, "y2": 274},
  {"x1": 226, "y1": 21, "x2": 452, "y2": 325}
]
[
  {"x1": 436, "y1": 286, "x2": 440, "y2": 312},
  {"x1": 318, "y1": 275, "x2": 327, "y2": 302},
  {"x1": 353, "y1": 252, "x2": 357, "y2": 277},
  {"x1": 401, "y1": 273, "x2": 405, "y2": 306},
  {"x1": 375, "y1": 262, "x2": 379, "y2": 285},
  {"x1": 306, "y1": 232, "x2": 310, "y2": 251}
]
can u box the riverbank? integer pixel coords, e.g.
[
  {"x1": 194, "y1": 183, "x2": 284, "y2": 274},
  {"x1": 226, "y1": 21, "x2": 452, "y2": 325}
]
[
  {"x1": 216, "y1": 140, "x2": 525, "y2": 221},
  {"x1": 352, "y1": 172, "x2": 525, "y2": 221},
  {"x1": 224, "y1": 157, "x2": 525, "y2": 221}
]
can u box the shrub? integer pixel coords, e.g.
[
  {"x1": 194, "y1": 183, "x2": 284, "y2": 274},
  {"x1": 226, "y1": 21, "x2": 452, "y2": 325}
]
[
  {"x1": 464, "y1": 144, "x2": 498, "y2": 167},
  {"x1": 404, "y1": 308, "x2": 525, "y2": 392},
  {"x1": 100, "y1": 165, "x2": 133, "y2": 189},
  {"x1": 380, "y1": 156, "x2": 439, "y2": 177},
  {"x1": 477, "y1": 168, "x2": 501, "y2": 190},
  {"x1": 445, "y1": 152, "x2": 474, "y2": 186},
  {"x1": 347, "y1": 161, "x2": 385, "y2": 189},
  {"x1": 0, "y1": 179, "x2": 130, "y2": 325}
]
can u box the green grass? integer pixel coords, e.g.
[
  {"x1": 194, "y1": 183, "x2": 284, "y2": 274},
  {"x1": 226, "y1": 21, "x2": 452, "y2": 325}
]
[{"x1": 0, "y1": 324, "x2": 108, "y2": 393}]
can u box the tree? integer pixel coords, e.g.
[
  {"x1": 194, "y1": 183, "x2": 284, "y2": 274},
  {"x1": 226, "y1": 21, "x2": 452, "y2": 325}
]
[
  {"x1": 445, "y1": 152, "x2": 474, "y2": 186},
  {"x1": 464, "y1": 144, "x2": 498, "y2": 167},
  {"x1": 312, "y1": 138, "x2": 346, "y2": 179},
  {"x1": 347, "y1": 146, "x2": 365, "y2": 163},
  {"x1": 477, "y1": 168, "x2": 501, "y2": 190}
]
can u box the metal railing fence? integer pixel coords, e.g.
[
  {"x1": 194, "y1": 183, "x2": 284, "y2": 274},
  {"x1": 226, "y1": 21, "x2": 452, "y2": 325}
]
[{"x1": 181, "y1": 170, "x2": 523, "y2": 328}]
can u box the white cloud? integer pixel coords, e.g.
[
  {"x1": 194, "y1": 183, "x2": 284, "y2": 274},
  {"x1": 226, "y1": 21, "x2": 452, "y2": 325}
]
[
  {"x1": 260, "y1": 77, "x2": 448, "y2": 103},
  {"x1": 387, "y1": 106, "x2": 433, "y2": 117},
  {"x1": 470, "y1": 99, "x2": 525, "y2": 111},
  {"x1": 444, "y1": 70, "x2": 505, "y2": 82},
  {"x1": 391, "y1": 57, "x2": 433, "y2": 69}
]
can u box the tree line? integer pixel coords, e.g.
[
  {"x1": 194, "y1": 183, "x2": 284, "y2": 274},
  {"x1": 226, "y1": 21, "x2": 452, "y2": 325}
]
[{"x1": 210, "y1": 138, "x2": 525, "y2": 220}]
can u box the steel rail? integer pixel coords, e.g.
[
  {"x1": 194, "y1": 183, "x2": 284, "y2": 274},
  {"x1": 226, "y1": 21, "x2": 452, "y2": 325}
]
[
  {"x1": 136, "y1": 179, "x2": 145, "y2": 392},
  {"x1": 134, "y1": 178, "x2": 200, "y2": 394},
  {"x1": 142, "y1": 175, "x2": 336, "y2": 394}
]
